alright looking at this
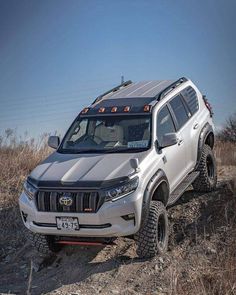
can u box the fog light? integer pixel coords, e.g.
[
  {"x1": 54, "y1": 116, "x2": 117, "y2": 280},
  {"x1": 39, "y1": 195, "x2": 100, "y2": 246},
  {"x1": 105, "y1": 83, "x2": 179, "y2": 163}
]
[{"x1": 121, "y1": 213, "x2": 135, "y2": 222}]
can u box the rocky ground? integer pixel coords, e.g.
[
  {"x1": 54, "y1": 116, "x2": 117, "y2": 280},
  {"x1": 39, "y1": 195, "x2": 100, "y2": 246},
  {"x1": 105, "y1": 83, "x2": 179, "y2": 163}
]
[{"x1": 0, "y1": 166, "x2": 235, "y2": 295}]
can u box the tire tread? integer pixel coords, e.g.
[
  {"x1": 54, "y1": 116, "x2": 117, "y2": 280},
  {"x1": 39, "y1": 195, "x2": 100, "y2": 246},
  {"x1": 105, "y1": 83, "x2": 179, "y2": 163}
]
[
  {"x1": 135, "y1": 201, "x2": 168, "y2": 258},
  {"x1": 193, "y1": 144, "x2": 217, "y2": 192}
]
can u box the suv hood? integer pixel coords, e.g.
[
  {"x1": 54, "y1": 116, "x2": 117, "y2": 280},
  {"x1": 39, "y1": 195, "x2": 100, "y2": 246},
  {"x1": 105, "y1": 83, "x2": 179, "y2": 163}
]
[{"x1": 29, "y1": 151, "x2": 147, "y2": 187}]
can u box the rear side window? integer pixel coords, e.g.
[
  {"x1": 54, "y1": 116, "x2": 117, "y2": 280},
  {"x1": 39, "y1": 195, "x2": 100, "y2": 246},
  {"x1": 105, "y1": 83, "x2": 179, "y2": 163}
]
[
  {"x1": 157, "y1": 105, "x2": 176, "y2": 145},
  {"x1": 169, "y1": 95, "x2": 189, "y2": 130},
  {"x1": 181, "y1": 86, "x2": 199, "y2": 115}
]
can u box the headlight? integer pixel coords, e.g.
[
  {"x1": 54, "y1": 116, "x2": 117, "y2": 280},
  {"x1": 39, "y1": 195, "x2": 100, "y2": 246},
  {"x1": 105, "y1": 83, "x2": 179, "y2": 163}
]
[
  {"x1": 104, "y1": 177, "x2": 139, "y2": 202},
  {"x1": 23, "y1": 181, "x2": 37, "y2": 200}
]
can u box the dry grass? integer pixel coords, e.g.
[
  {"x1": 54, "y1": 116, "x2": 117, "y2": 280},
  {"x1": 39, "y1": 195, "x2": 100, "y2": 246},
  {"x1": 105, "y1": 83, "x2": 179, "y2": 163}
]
[
  {"x1": 215, "y1": 141, "x2": 236, "y2": 166},
  {"x1": 174, "y1": 191, "x2": 236, "y2": 295},
  {"x1": 0, "y1": 134, "x2": 50, "y2": 208},
  {"x1": 0, "y1": 133, "x2": 51, "y2": 236}
]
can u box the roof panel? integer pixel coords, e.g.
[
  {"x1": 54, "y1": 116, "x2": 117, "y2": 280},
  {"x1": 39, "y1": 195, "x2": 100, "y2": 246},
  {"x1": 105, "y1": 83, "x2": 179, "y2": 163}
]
[
  {"x1": 141, "y1": 80, "x2": 173, "y2": 97},
  {"x1": 125, "y1": 81, "x2": 155, "y2": 97},
  {"x1": 108, "y1": 81, "x2": 143, "y2": 99},
  {"x1": 106, "y1": 80, "x2": 174, "y2": 99}
]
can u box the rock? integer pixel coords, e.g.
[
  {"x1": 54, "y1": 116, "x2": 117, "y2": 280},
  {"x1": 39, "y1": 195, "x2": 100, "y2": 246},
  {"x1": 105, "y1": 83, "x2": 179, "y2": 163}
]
[
  {"x1": 96, "y1": 286, "x2": 102, "y2": 293},
  {"x1": 207, "y1": 247, "x2": 217, "y2": 254},
  {"x1": 20, "y1": 264, "x2": 27, "y2": 269},
  {"x1": 111, "y1": 290, "x2": 120, "y2": 294},
  {"x1": 32, "y1": 261, "x2": 41, "y2": 272},
  {"x1": 4, "y1": 254, "x2": 11, "y2": 262},
  {"x1": 32, "y1": 256, "x2": 47, "y2": 272}
]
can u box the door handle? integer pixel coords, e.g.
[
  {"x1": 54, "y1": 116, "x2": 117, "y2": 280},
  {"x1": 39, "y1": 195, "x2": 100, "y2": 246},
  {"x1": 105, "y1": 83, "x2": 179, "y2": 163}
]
[{"x1": 193, "y1": 123, "x2": 199, "y2": 130}]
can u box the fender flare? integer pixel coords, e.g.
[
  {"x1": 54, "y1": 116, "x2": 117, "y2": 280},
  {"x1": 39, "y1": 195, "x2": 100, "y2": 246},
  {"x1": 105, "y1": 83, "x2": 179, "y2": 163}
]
[
  {"x1": 140, "y1": 169, "x2": 169, "y2": 227},
  {"x1": 196, "y1": 122, "x2": 214, "y2": 166}
]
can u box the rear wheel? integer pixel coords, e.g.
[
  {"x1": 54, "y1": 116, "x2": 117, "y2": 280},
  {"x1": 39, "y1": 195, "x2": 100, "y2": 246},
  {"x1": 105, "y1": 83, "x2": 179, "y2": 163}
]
[
  {"x1": 135, "y1": 201, "x2": 168, "y2": 258},
  {"x1": 193, "y1": 144, "x2": 217, "y2": 192},
  {"x1": 28, "y1": 232, "x2": 61, "y2": 255}
]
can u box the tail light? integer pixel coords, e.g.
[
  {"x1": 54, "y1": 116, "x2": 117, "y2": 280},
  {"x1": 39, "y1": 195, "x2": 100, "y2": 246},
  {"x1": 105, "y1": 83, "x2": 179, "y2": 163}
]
[{"x1": 203, "y1": 95, "x2": 213, "y2": 117}]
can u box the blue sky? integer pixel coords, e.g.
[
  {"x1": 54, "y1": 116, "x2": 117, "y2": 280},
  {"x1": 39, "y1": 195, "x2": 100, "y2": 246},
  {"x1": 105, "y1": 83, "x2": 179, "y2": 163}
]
[{"x1": 0, "y1": 0, "x2": 235, "y2": 138}]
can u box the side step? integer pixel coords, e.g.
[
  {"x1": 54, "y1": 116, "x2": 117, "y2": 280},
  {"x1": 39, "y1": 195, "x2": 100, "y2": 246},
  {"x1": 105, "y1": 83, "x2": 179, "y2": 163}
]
[{"x1": 168, "y1": 171, "x2": 199, "y2": 206}]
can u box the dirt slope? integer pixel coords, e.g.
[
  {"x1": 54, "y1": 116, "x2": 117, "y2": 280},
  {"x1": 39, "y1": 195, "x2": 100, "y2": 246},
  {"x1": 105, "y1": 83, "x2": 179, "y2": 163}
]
[{"x1": 0, "y1": 166, "x2": 235, "y2": 295}]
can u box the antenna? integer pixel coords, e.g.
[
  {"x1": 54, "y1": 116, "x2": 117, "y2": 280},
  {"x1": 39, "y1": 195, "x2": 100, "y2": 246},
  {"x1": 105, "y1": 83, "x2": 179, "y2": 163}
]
[{"x1": 121, "y1": 75, "x2": 124, "y2": 84}]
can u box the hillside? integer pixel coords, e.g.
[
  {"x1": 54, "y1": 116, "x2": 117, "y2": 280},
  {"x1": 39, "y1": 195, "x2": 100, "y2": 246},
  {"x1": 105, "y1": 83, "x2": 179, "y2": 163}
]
[{"x1": 0, "y1": 139, "x2": 235, "y2": 295}]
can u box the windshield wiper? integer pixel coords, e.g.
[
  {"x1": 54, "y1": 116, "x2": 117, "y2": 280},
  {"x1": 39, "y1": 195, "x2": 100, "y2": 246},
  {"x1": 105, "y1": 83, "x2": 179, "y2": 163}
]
[
  {"x1": 59, "y1": 147, "x2": 148, "y2": 154},
  {"x1": 60, "y1": 149, "x2": 108, "y2": 154},
  {"x1": 105, "y1": 148, "x2": 148, "y2": 153}
]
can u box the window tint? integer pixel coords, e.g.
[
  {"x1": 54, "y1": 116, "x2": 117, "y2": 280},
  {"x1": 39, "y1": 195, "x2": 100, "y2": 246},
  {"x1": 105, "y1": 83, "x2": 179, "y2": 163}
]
[
  {"x1": 157, "y1": 106, "x2": 176, "y2": 145},
  {"x1": 169, "y1": 95, "x2": 189, "y2": 129},
  {"x1": 181, "y1": 86, "x2": 199, "y2": 114}
]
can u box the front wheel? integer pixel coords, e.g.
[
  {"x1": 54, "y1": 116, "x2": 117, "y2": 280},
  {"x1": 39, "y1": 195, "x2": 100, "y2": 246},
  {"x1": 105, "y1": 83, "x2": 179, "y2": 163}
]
[
  {"x1": 193, "y1": 144, "x2": 217, "y2": 192},
  {"x1": 135, "y1": 201, "x2": 169, "y2": 258},
  {"x1": 28, "y1": 232, "x2": 62, "y2": 255}
]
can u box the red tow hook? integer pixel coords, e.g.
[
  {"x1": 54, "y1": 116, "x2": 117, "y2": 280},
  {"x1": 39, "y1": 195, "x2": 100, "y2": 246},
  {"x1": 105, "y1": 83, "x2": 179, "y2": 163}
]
[
  {"x1": 57, "y1": 241, "x2": 104, "y2": 246},
  {"x1": 55, "y1": 239, "x2": 116, "y2": 246}
]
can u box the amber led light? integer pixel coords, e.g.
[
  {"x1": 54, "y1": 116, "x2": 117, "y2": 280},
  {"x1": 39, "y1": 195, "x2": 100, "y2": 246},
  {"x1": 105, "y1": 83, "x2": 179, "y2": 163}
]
[
  {"x1": 111, "y1": 107, "x2": 117, "y2": 113},
  {"x1": 98, "y1": 107, "x2": 105, "y2": 113},
  {"x1": 81, "y1": 107, "x2": 89, "y2": 114},
  {"x1": 144, "y1": 105, "x2": 151, "y2": 112},
  {"x1": 123, "y1": 106, "x2": 130, "y2": 112}
]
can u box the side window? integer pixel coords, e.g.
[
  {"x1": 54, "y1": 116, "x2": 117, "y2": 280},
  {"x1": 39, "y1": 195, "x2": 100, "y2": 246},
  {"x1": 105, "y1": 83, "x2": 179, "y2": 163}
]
[
  {"x1": 169, "y1": 95, "x2": 189, "y2": 130},
  {"x1": 157, "y1": 105, "x2": 176, "y2": 145},
  {"x1": 181, "y1": 86, "x2": 199, "y2": 115}
]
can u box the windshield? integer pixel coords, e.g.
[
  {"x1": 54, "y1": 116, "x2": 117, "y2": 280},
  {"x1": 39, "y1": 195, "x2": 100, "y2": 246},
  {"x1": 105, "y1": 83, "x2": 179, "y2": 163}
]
[{"x1": 59, "y1": 115, "x2": 151, "y2": 153}]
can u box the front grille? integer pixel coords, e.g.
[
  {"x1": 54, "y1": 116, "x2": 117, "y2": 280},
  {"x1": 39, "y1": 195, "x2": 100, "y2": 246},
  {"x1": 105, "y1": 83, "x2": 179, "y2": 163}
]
[{"x1": 36, "y1": 191, "x2": 103, "y2": 213}]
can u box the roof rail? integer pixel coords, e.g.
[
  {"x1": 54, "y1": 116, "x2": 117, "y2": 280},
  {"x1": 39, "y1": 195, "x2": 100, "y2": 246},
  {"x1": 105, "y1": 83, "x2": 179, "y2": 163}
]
[
  {"x1": 157, "y1": 77, "x2": 188, "y2": 101},
  {"x1": 92, "y1": 80, "x2": 133, "y2": 105}
]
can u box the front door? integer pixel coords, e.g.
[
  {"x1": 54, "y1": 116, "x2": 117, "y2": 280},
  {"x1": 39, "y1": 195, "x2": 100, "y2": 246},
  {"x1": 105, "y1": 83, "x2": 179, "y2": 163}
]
[{"x1": 156, "y1": 104, "x2": 187, "y2": 192}]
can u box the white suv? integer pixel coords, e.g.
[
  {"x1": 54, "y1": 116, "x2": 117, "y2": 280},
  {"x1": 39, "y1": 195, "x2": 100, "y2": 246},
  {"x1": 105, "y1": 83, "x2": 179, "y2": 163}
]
[{"x1": 19, "y1": 77, "x2": 217, "y2": 258}]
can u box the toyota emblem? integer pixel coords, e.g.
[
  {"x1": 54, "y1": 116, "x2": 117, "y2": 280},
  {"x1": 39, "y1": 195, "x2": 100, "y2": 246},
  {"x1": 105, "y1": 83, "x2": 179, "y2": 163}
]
[{"x1": 59, "y1": 194, "x2": 73, "y2": 206}]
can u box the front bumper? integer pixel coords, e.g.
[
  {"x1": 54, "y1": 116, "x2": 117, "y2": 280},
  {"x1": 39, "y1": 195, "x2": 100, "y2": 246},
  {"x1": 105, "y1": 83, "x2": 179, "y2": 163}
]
[{"x1": 19, "y1": 190, "x2": 143, "y2": 237}]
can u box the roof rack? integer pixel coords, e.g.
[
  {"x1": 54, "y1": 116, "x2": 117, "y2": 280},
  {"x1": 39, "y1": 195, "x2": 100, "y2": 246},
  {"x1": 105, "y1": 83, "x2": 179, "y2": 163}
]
[
  {"x1": 156, "y1": 77, "x2": 188, "y2": 101},
  {"x1": 92, "y1": 80, "x2": 133, "y2": 105}
]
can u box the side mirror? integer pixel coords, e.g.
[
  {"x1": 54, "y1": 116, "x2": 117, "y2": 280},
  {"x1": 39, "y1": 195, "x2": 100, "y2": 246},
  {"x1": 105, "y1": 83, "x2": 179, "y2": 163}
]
[
  {"x1": 157, "y1": 133, "x2": 178, "y2": 149},
  {"x1": 48, "y1": 136, "x2": 60, "y2": 149}
]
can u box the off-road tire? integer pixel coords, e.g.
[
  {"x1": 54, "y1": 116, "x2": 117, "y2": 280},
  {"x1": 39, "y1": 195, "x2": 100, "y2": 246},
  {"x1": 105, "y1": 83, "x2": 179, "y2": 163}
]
[
  {"x1": 28, "y1": 232, "x2": 61, "y2": 255},
  {"x1": 135, "y1": 201, "x2": 168, "y2": 258},
  {"x1": 193, "y1": 144, "x2": 217, "y2": 192}
]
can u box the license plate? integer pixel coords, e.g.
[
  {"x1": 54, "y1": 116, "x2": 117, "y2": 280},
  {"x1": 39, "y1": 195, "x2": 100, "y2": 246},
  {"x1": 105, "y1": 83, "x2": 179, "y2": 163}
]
[{"x1": 56, "y1": 217, "x2": 79, "y2": 230}]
